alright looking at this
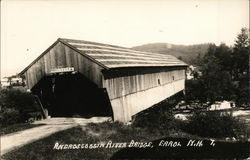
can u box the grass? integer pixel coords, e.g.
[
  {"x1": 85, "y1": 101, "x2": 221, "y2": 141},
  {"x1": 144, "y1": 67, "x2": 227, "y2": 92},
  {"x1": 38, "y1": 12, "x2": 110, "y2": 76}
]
[
  {"x1": 0, "y1": 123, "x2": 44, "y2": 136},
  {"x1": 2, "y1": 121, "x2": 195, "y2": 160},
  {"x1": 2, "y1": 120, "x2": 249, "y2": 159}
]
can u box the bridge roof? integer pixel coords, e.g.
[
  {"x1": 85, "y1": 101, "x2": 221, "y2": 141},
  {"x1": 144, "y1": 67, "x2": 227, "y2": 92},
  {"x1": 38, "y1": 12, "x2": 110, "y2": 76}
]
[
  {"x1": 20, "y1": 38, "x2": 187, "y2": 75},
  {"x1": 60, "y1": 38, "x2": 187, "y2": 69}
]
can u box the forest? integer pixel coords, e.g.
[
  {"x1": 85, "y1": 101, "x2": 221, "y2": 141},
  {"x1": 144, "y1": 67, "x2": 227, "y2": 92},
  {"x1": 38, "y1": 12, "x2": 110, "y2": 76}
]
[{"x1": 186, "y1": 28, "x2": 249, "y2": 108}]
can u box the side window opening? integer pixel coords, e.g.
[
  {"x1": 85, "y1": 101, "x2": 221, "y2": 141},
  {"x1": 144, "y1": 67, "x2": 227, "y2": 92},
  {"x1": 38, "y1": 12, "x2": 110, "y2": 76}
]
[{"x1": 158, "y1": 79, "x2": 161, "y2": 85}]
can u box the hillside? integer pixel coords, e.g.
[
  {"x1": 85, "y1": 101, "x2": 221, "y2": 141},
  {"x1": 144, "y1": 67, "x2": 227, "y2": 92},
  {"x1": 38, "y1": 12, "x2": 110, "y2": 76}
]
[{"x1": 131, "y1": 43, "x2": 210, "y2": 64}]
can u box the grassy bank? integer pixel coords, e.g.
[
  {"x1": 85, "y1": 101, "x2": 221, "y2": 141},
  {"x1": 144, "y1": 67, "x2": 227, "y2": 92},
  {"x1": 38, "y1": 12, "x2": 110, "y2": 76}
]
[
  {"x1": 2, "y1": 116, "x2": 249, "y2": 160},
  {"x1": 2, "y1": 121, "x2": 195, "y2": 160}
]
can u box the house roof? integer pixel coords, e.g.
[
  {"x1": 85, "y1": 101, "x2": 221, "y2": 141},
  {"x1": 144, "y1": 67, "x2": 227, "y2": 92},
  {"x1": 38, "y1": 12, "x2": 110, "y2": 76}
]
[
  {"x1": 60, "y1": 38, "x2": 187, "y2": 68},
  {"x1": 20, "y1": 38, "x2": 187, "y2": 75}
]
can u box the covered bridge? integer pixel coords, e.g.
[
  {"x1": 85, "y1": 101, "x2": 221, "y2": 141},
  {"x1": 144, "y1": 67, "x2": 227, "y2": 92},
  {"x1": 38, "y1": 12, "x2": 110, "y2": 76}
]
[{"x1": 20, "y1": 38, "x2": 187, "y2": 122}]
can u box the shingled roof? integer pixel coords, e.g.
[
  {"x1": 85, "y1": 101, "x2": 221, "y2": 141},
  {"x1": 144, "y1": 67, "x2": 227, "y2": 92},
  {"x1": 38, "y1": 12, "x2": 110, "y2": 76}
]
[
  {"x1": 20, "y1": 38, "x2": 187, "y2": 75},
  {"x1": 60, "y1": 38, "x2": 187, "y2": 69}
]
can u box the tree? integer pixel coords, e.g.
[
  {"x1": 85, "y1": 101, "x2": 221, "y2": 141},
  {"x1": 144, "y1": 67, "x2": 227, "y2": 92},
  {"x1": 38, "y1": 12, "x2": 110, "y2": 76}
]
[
  {"x1": 231, "y1": 28, "x2": 249, "y2": 107},
  {"x1": 177, "y1": 56, "x2": 183, "y2": 60},
  {"x1": 232, "y1": 28, "x2": 249, "y2": 79},
  {"x1": 186, "y1": 28, "x2": 249, "y2": 108},
  {"x1": 197, "y1": 44, "x2": 235, "y2": 103}
]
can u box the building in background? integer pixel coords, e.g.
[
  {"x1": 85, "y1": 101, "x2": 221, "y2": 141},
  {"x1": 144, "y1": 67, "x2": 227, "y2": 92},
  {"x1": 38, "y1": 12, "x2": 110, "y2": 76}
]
[{"x1": 0, "y1": 75, "x2": 25, "y2": 89}]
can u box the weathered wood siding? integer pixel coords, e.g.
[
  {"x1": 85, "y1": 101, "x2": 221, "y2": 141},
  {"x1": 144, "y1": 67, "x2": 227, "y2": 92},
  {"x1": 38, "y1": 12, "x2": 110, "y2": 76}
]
[
  {"x1": 103, "y1": 68, "x2": 186, "y2": 122},
  {"x1": 25, "y1": 42, "x2": 104, "y2": 89},
  {"x1": 22, "y1": 39, "x2": 187, "y2": 123}
]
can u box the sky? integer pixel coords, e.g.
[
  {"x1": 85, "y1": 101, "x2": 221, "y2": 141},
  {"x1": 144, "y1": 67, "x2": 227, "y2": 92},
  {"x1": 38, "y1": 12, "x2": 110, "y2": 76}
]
[{"x1": 1, "y1": 0, "x2": 249, "y2": 78}]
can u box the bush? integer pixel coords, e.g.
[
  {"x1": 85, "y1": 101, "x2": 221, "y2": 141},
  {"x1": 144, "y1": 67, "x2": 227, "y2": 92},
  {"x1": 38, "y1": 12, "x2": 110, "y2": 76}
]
[
  {"x1": 0, "y1": 89, "x2": 41, "y2": 126},
  {"x1": 183, "y1": 111, "x2": 247, "y2": 139},
  {"x1": 0, "y1": 108, "x2": 21, "y2": 126},
  {"x1": 132, "y1": 99, "x2": 183, "y2": 134}
]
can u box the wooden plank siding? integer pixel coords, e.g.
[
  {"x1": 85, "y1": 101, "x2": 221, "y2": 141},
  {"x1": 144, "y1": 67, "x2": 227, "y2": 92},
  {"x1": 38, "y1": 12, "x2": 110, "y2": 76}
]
[
  {"x1": 103, "y1": 68, "x2": 186, "y2": 122},
  {"x1": 21, "y1": 38, "x2": 187, "y2": 123},
  {"x1": 103, "y1": 68, "x2": 185, "y2": 100},
  {"x1": 110, "y1": 79, "x2": 185, "y2": 122},
  {"x1": 24, "y1": 42, "x2": 104, "y2": 89}
]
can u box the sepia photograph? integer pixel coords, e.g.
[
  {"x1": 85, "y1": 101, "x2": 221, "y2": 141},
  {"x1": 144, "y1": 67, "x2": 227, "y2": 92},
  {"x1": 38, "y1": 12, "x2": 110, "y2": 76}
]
[{"x1": 0, "y1": 0, "x2": 249, "y2": 159}]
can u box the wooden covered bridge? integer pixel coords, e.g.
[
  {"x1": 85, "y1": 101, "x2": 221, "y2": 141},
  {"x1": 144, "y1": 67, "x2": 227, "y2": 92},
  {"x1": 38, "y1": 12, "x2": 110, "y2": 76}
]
[{"x1": 20, "y1": 38, "x2": 187, "y2": 122}]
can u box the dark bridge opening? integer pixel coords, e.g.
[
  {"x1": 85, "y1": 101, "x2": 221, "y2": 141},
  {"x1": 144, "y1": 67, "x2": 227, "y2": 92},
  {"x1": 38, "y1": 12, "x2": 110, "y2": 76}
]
[{"x1": 32, "y1": 73, "x2": 113, "y2": 118}]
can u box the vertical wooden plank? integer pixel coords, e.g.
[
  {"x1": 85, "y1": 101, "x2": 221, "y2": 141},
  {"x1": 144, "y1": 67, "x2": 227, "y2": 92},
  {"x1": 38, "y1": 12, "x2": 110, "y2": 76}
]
[
  {"x1": 65, "y1": 45, "x2": 72, "y2": 67},
  {"x1": 44, "y1": 54, "x2": 48, "y2": 74},
  {"x1": 49, "y1": 49, "x2": 56, "y2": 70},
  {"x1": 25, "y1": 72, "x2": 30, "y2": 89},
  {"x1": 58, "y1": 42, "x2": 66, "y2": 67}
]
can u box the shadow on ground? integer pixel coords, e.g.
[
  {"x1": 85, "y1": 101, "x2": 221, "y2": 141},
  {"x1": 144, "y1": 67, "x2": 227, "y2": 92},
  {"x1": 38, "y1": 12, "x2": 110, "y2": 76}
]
[{"x1": 111, "y1": 137, "x2": 250, "y2": 159}]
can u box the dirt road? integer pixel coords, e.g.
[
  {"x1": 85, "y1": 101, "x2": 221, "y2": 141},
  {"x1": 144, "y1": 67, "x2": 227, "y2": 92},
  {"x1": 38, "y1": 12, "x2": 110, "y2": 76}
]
[{"x1": 1, "y1": 117, "x2": 110, "y2": 155}]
